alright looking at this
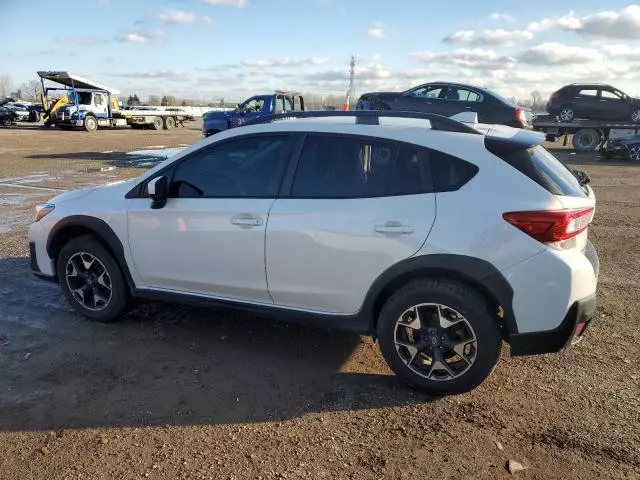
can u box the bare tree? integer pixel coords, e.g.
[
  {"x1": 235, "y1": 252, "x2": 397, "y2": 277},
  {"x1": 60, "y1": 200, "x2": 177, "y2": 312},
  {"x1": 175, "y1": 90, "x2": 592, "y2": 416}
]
[
  {"x1": 0, "y1": 74, "x2": 12, "y2": 97},
  {"x1": 530, "y1": 90, "x2": 544, "y2": 112},
  {"x1": 18, "y1": 80, "x2": 43, "y2": 101}
]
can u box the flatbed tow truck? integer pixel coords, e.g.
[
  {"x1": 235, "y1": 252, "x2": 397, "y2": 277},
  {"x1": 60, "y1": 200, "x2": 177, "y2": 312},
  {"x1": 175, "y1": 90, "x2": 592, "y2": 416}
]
[
  {"x1": 532, "y1": 113, "x2": 640, "y2": 153},
  {"x1": 38, "y1": 71, "x2": 193, "y2": 132}
]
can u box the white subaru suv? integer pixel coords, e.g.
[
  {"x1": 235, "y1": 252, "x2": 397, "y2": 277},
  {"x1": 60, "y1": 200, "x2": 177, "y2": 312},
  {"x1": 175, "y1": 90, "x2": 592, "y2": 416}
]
[{"x1": 28, "y1": 111, "x2": 599, "y2": 394}]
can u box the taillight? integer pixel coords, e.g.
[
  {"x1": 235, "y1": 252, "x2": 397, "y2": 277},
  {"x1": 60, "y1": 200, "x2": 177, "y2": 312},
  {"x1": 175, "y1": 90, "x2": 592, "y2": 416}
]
[
  {"x1": 550, "y1": 91, "x2": 563, "y2": 100},
  {"x1": 502, "y1": 207, "x2": 594, "y2": 243},
  {"x1": 515, "y1": 107, "x2": 527, "y2": 126}
]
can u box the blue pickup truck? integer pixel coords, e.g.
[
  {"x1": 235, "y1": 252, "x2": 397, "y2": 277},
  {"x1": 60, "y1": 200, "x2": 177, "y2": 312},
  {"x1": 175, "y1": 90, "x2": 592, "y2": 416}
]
[{"x1": 202, "y1": 91, "x2": 304, "y2": 137}]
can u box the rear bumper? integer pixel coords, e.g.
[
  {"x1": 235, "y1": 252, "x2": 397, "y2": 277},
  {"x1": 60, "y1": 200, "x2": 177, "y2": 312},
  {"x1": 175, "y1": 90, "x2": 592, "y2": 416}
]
[{"x1": 509, "y1": 294, "x2": 597, "y2": 355}]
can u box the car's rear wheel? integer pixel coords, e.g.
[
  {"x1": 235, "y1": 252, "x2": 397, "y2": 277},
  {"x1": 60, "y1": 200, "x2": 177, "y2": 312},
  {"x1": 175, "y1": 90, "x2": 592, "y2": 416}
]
[
  {"x1": 56, "y1": 235, "x2": 130, "y2": 322},
  {"x1": 627, "y1": 144, "x2": 640, "y2": 161},
  {"x1": 377, "y1": 278, "x2": 501, "y2": 395},
  {"x1": 559, "y1": 107, "x2": 574, "y2": 122},
  {"x1": 631, "y1": 109, "x2": 640, "y2": 123}
]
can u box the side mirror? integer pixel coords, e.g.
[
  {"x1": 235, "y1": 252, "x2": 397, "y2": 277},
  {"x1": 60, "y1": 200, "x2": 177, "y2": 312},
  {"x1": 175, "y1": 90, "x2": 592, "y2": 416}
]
[{"x1": 148, "y1": 176, "x2": 168, "y2": 209}]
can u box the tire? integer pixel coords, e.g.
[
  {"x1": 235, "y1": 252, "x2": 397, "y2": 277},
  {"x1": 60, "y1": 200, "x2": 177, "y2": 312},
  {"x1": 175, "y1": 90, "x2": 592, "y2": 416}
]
[
  {"x1": 0, "y1": 115, "x2": 11, "y2": 127},
  {"x1": 372, "y1": 100, "x2": 391, "y2": 111},
  {"x1": 56, "y1": 235, "x2": 131, "y2": 322},
  {"x1": 29, "y1": 110, "x2": 41, "y2": 122},
  {"x1": 151, "y1": 116, "x2": 163, "y2": 130},
  {"x1": 377, "y1": 278, "x2": 501, "y2": 395},
  {"x1": 572, "y1": 128, "x2": 601, "y2": 152},
  {"x1": 164, "y1": 116, "x2": 176, "y2": 130},
  {"x1": 626, "y1": 143, "x2": 640, "y2": 162},
  {"x1": 631, "y1": 109, "x2": 640, "y2": 123},
  {"x1": 83, "y1": 115, "x2": 98, "y2": 132},
  {"x1": 559, "y1": 106, "x2": 574, "y2": 122}
]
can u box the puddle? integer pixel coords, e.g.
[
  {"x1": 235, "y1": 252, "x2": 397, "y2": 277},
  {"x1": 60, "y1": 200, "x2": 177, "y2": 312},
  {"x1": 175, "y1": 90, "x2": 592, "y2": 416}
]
[
  {"x1": 0, "y1": 225, "x2": 9, "y2": 233},
  {"x1": 77, "y1": 166, "x2": 117, "y2": 174}
]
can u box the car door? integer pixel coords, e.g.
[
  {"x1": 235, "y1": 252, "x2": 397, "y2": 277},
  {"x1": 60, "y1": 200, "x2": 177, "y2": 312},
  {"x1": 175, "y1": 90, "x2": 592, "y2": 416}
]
[
  {"x1": 574, "y1": 88, "x2": 599, "y2": 118},
  {"x1": 127, "y1": 133, "x2": 294, "y2": 302},
  {"x1": 598, "y1": 88, "x2": 626, "y2": 120},
  {"x1": 265, "y1": 134, "x2": 437, "y2": 314},
  {"x1": 397, "y1": 84, "x2": 448, "y2": 114},
  {"x1": 93, "y1": 93, "x2": 108, "y2": 118},
  {"x1": 233, "y1": 96, "x2": 267, "y2": 127},
  {"x1": 438, "y1": 86, "x2": 484, "y2": 118}
]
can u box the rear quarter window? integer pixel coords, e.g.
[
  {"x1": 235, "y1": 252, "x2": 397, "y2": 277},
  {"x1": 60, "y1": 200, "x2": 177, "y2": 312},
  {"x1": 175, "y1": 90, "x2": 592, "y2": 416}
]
[{"x1": 495, "y1": 145, "x2": 587, "y2": 197}]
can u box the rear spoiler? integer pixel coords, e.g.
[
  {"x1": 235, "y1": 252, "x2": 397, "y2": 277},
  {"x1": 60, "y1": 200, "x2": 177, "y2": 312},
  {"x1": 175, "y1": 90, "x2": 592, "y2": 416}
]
[
  {"x1": 484, "y1": 129, "x2": 546, "y2": 154},
  {"x1": 449, "y1": 111, "x2": 546, "y2": 153}
]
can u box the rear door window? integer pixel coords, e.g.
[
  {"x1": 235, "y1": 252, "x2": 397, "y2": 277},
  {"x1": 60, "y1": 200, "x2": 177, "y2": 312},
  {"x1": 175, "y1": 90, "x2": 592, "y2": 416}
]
[{"x1": 291, "y1": 135, "x2": 396, "y2": 198}]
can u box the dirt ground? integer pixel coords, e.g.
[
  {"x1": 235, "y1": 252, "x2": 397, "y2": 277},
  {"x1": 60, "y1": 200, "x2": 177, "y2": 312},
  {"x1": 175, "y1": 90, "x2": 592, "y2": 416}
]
[{"x1": 0, "y1": 122, "x2": 638, "y2": 480}]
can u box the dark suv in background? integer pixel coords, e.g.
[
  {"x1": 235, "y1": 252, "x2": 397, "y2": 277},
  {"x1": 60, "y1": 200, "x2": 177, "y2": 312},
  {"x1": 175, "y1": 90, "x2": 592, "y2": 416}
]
[
  {"x1": 356, "y1": 81, "x2": 529, "y2": 128},
  {"x1": 547, "y1": 83, "x2": 640, "y2": 123}
]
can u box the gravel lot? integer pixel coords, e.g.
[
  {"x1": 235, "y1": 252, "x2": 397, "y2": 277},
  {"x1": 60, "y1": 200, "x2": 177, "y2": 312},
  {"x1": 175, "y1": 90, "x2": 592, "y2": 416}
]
[{"x1": 0, "y1": 123, "x2": 638, "y2": 480}]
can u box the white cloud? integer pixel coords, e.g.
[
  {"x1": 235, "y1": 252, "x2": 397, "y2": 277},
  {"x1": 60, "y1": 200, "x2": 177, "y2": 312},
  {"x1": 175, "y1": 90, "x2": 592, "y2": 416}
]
[
  {"x1": 241, "y1": 57, "x2": 329, "y2": 68},
  {"x1": 412, "y1": 48, "x2": 515, "y2": 69},
  {"x1": 203, "y1": 15, "x2": 213, "y2": 25},
  {"x1": 602, "y1": 44, "x2": 640, "y2": 61},
  {"x1": 157, "y1": 9, "x2": 197, "y2": 25},
  {"x1": 518, "y1": 42, "x2": 602, "y2": 65},
  {"x1": 366, "y1": 22, "x2": 387, "y2": 38},
  {"x1": 527, "y1": 6, "x2": 640, "y2": 39},
  {"x1": 115, "y1": 30, "x2": 165, "y2": 44},
  {"x1": 489, "y1": 13, "x2": 516, "y2": 22},
  {"x1": 443, "y1": 29, "x2": 533, "y2": 46},
  {"x1": 201, "y1": 0, "x2": 248, "y2": 6}
]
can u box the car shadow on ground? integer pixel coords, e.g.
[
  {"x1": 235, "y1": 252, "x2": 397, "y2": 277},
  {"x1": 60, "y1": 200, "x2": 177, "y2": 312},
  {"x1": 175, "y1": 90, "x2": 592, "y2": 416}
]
[
  {"x1": 25, "y1": 151, "x2": 175, "y2": 169},
  {"x1": 0, "y1": 257, "x2": 434, "y2": 432}
]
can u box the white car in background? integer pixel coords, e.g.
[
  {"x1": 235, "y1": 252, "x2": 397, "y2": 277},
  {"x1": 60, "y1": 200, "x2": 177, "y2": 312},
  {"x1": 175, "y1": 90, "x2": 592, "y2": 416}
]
[{"x1": 28, "y1": 111, "x2": 599, "y2": 394}]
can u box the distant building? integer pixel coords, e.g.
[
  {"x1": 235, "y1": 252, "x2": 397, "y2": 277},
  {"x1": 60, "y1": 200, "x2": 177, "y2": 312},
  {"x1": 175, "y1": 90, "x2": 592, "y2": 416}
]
[{"x1": 10, "y1": 89, "x2": 22, "y2": 99}]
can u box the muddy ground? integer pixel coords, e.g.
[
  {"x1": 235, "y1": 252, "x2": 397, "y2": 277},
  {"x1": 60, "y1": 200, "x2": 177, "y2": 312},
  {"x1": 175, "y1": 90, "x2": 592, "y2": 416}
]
[{"x1": 0, "y1": 122, "x2": 638, "y2": 480}]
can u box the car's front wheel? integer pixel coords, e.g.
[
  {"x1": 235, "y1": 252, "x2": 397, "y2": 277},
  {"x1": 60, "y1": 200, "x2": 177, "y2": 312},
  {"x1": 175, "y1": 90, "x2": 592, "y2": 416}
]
[
  {"x1": 631, "y1": 109, "x2": 640, "y2": 123},
  {"x1": 377, "y1": 278, "x2": 501, "y2": 395},
  {"x1": 56, "y1": 235, "x2": 131, "y2": 322},
  {"x1": 627, "y1": 144, "x2": 640, "y2": 161}
]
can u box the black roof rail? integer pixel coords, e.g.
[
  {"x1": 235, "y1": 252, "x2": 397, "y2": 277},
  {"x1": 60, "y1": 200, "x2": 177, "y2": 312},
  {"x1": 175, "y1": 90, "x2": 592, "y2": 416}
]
[{"x1": 240, "y1": 110, "x2": 481, "y2": 135}]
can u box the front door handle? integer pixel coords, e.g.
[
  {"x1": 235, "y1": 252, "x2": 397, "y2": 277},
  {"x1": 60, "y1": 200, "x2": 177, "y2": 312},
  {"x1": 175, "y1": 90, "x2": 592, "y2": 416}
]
[
  {"x1": 231, "y1": 215, "x2": 263, "y2": 227},
  {"x1": 375, "y1": 222, "x2": 414, "y2": 234}
]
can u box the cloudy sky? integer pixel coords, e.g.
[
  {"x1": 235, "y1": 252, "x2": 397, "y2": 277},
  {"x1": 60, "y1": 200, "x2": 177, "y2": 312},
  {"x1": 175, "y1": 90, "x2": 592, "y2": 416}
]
[{"x1": 2, "y1": 0, "x2": 640, "y2": 102}]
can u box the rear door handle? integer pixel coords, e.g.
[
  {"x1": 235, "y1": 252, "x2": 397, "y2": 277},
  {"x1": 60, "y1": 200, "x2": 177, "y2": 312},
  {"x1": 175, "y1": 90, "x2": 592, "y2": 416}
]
[
  {"x1": 231, "y1": 215, "x2": 263, "y2": 227},
  {"x1": 375, "y1": 222, "x2": 414, "y2": 234}
]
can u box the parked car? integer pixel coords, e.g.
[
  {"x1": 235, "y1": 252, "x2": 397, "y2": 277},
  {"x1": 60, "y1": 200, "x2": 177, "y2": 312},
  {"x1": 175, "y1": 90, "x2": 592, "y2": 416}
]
[
  {"x1": 356, "y1": 82, "x2": 528, "y2": 128},
  {"x1": 28, "y1": 111, "x2": 598, "y2": 395},
  {"x1": 0, "y1": 105, "x2": 19, "y2": 126},
  {"x1": 603, "y1": 133, "x2": 640, "y2": 161},
  {"x1": 547, "y1": 83, "x2": 640, "y2": 122},
  {"x1": 2, "y1": 102, "x2": 30, "y2": 122}
]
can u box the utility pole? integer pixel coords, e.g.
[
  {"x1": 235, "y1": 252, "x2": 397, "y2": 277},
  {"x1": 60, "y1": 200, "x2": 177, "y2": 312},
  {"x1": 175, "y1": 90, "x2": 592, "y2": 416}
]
[{"x1": 344, "y1": 54, "x2": 356, "y2": 110}]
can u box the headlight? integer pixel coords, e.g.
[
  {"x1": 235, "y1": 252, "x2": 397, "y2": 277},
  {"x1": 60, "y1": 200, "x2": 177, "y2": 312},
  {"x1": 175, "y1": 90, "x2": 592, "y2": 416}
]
[{"x1": 35, "y1": 203, "x2": 55, "y2": 222}]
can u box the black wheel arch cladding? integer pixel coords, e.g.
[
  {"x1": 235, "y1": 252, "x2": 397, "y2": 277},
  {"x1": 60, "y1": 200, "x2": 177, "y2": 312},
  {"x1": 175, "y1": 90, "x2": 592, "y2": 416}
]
[
  {"x1": 46, "y1": 216, "x2": 135, "y2": 292},
  {"x1": 361, "y1": 254, "x2": 517, "y2": 337}
]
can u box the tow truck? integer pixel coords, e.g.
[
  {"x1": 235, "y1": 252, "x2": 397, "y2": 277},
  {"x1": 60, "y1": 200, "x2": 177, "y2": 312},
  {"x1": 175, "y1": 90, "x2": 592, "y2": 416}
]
[
  {"x1": 532, "y1": 113, "x2": 640, "y2": 153},
  {"x1": 38, "y1": 71, "x2": 192, "y2": 132}
]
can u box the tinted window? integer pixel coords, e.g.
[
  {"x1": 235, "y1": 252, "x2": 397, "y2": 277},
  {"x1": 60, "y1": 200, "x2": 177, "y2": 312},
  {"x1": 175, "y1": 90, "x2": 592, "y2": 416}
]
[
  {"x1": 292, "y1": 135, "x2": 396, "y2": 198},
  {"x1": 492, "y1": 145, "x2": 586, "y2": 197},
  {"x1": 171, "y1": 135, "x2": 291, "y2": 198},
  {"x1": 241, "y1": 97, "x2": 265, "y2": 113},
  {"x1": 445, "y1": 88, "x2": 481, "y2": 101},
  {"x1": 388, "y1": 145, "x2": 434, "y2": 195},
  {"x1": 601, "y1": 90, "x2": 622, "y2": 100},
  {"x1": 410, "y1": 86, "x2": 444, "y2": 99},
  {"x1": 578, "y1": 89, "x2": 598, "y2": 97},
  {"x1": 429, "y1": 150, "x2": 479, "y2": 192}
]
